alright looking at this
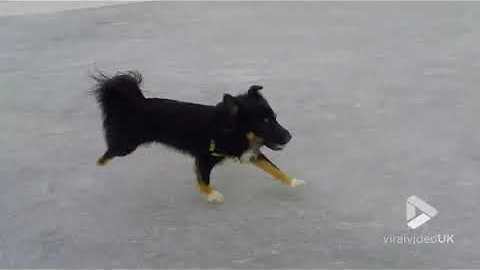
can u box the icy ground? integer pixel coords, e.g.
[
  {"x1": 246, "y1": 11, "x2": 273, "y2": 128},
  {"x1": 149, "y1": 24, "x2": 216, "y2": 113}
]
[{"x1": 1, "y1": 2, "x2": 479, "y2": 268}]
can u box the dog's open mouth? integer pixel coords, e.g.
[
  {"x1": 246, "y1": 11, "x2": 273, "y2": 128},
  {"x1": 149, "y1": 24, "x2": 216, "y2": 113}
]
[{"x1": 265, "y1": 143, "x2": 285, "y2": 151}]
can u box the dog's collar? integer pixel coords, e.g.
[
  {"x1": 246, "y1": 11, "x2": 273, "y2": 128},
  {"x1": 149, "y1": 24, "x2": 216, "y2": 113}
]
[{"x1": 209, "y1": 140, "x2": 226, "y2": 157}]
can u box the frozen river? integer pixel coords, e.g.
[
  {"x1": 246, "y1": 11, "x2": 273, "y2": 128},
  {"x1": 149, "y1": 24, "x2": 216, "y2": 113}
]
[{"x1": 1, "y1": 2, "x2": 479, "y2": 268}]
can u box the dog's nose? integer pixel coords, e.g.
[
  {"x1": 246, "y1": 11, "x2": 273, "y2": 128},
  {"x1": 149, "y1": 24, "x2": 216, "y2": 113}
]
[{"x1": 282, "y1": 131, "x2": 292, "y2": 145}]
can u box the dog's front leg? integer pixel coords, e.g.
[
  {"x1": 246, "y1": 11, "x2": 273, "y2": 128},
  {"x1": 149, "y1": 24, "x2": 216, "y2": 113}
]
[
  {"x1": 251, "y1": 153, "x2": 305, "y2": 187},
  {"x1": 194, "y1": 156, "x2": 224, "y2": 203}
]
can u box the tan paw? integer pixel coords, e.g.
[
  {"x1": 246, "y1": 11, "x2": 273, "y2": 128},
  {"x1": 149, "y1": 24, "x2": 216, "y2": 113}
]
[
  {"x1": 96, "y1": 157, "x2": 110, "y2": 166},
  {"x1": 289, "y1": 178, "x2": 306, "y2": 187},
  {"x1": 207, "y1": 190, "x2": 224, "y2": 203}
]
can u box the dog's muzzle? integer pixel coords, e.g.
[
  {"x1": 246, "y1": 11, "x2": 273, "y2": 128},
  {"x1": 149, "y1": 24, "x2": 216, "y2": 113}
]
[{"x1": 265, "y1": 131, "x2": 291, "y2": 151}]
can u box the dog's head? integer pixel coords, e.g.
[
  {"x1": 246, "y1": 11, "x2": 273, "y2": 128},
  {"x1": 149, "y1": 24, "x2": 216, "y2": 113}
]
[{"x1": 217, "y1": 85, "x2": 292, "y2": 151}]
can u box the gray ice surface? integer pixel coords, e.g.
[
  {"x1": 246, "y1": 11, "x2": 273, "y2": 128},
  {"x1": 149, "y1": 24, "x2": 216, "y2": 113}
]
[
  {"x1": 0, "y1": 2, "x2": 128, "y2": 17},
  {"x1": 1, "y1": 2, "x2": 480, "y2": 268}
]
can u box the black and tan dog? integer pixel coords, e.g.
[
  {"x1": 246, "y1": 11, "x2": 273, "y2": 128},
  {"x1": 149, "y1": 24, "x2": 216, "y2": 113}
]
[{"x1": 92, "y1": 71, "x2": 304, "y2": 203}]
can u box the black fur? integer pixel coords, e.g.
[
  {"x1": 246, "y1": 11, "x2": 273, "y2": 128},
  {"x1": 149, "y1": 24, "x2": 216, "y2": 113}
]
[{"x1": 92, "y1": 71, "x2": 292, "y2": 188}]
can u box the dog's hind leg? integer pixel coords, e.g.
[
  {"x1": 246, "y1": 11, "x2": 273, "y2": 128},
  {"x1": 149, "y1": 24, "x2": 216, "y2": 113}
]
[
  {"x1": 97, "y1": 140, "x2": 139, "y2": 166},
  {"x1": 252, "y1": 153, "x2": 305, "y2": 187},
  {"x1": 194, "y1": 157, "x2": 224, "y2": 203},
  {"x1": 97, "y1": 150, "x2": 114, "y2": 166}
]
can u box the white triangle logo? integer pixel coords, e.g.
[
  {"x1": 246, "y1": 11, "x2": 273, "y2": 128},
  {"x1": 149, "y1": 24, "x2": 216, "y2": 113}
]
[{"x1": 406, "y1": 195, "x2": 438, "y2": 229}]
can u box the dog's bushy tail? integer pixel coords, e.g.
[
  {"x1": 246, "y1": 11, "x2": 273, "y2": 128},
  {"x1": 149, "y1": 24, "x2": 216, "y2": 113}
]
[
  {"x1": 91, "y1": 71, "x2": 146, "y2": 165},
  {"x1": 91, "y1": 70, "x2": 145, "y2": 117}
]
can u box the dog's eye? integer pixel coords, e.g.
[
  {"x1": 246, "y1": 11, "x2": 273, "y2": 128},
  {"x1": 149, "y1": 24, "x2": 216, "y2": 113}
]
[{"x1": 263, "y1": 118, "x2": 270, "y2": 123}]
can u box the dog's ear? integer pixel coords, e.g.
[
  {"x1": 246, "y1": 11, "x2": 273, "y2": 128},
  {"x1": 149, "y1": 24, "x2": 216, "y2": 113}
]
[
  {"x1": 248, "y1": 85, "x2": 263, "y2": 96},
  {"x1": 223, "y1": 94, "x2": 239, "y2": 116}
]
